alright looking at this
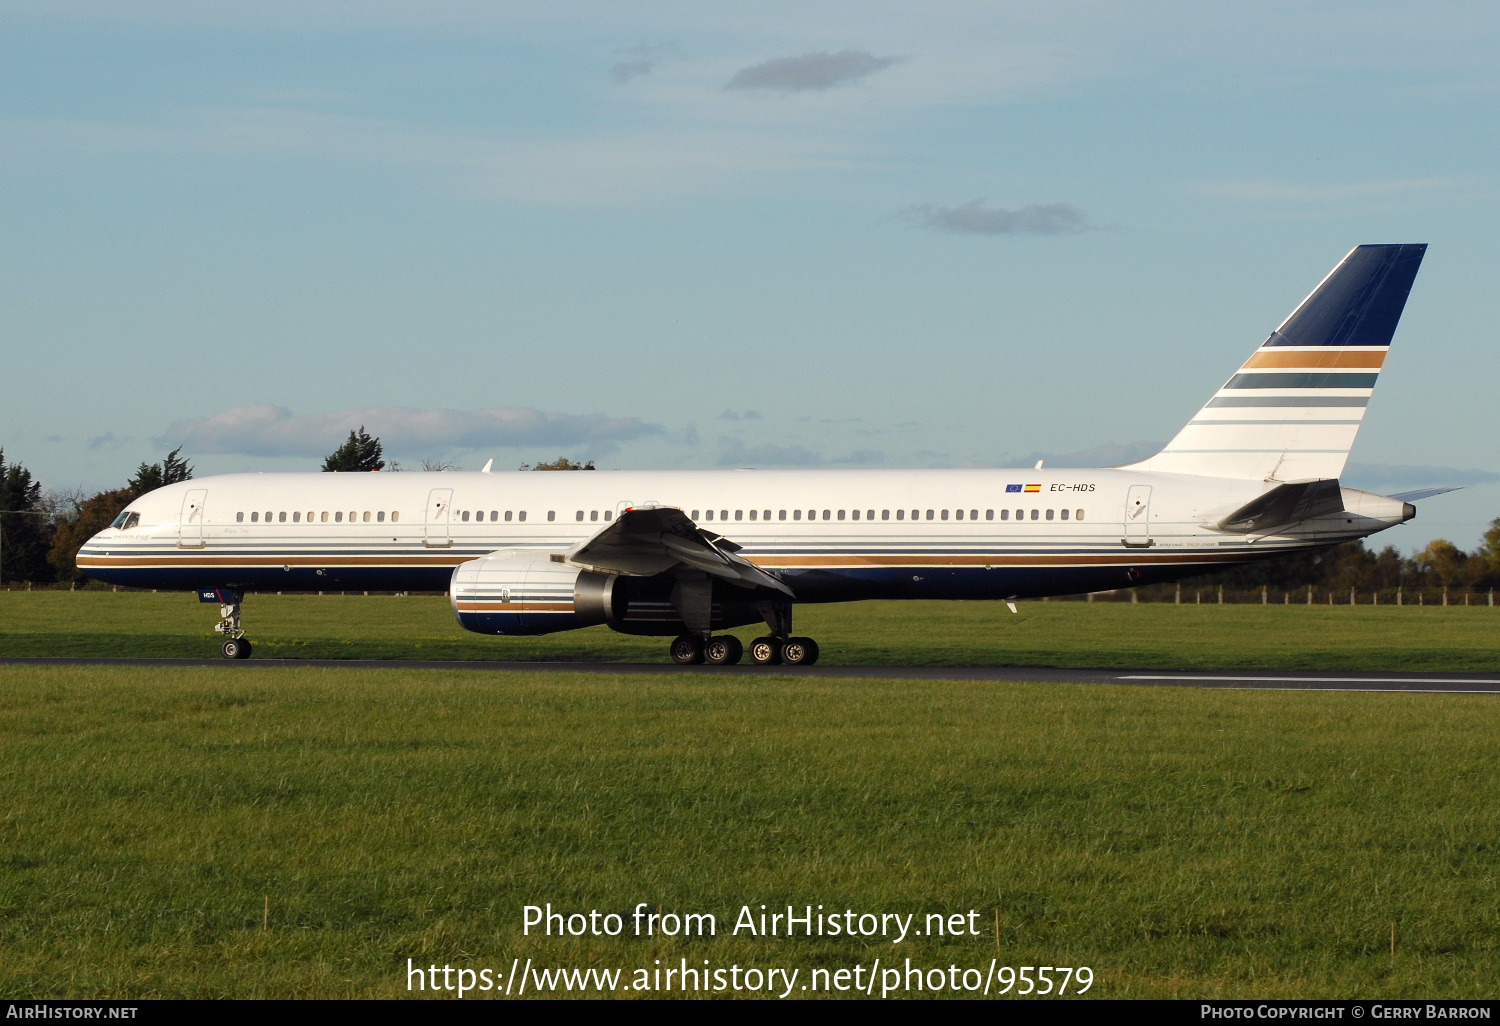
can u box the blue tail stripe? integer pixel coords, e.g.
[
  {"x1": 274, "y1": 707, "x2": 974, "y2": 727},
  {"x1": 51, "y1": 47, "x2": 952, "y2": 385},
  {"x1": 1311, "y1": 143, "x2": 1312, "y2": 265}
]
[{"x1": 1263, "y1": 244, "x2": 1426, "y2": 349}]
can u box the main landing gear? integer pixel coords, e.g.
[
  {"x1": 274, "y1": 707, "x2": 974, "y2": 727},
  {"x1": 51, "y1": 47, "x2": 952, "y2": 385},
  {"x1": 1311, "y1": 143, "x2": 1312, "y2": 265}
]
[
  {"x1": 667, "y1": 633, "x2": 820, "y2": 666},
  {"x1": 213, "y1": 595, "x2": 253, "y2": 660}
]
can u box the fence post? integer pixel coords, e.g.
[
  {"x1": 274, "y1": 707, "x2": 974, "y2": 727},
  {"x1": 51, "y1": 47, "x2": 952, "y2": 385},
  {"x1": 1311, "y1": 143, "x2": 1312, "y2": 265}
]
[
  {"x1": 1131, "y1": 590, "x2": 1138, "y2": 604},
  {"x1": 1307, "y1": 584, "x2": 1313, "y2": 605},
  {"x1": 1443, "y1": 587, "x2": 1449, "y2": 607},
  {"x1": 1397, "y1": 588, "x2": 1402, "y2": 606},
  {"x1": 1261, "y1": 585, "x2": 1268, "y2": 605},
  {"x1": 1175, "y1": 583, "x2": 1181, "y2": 605},
  {"x1": 1217, "y1": 585, "x2": 1224, "y2": 605},
  {"x1": 1284, "y1": 592, "x2": 1289, "y2": 604},
  {"x1": 1350, "y1": 587, "x2": 1355, "y2": 605}
]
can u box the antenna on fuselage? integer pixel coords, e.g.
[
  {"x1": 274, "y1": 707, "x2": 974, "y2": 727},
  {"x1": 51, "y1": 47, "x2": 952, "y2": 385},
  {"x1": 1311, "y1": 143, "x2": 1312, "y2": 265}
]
[{"x1": 481, "y1": 459, "x2": 494, "y2": 473}]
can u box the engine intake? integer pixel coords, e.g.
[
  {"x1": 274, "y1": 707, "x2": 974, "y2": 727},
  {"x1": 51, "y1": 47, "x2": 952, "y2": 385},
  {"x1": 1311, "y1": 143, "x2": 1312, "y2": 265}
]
[{"x1": 450, "y1": 550, "x2": 621, "y2": 636}]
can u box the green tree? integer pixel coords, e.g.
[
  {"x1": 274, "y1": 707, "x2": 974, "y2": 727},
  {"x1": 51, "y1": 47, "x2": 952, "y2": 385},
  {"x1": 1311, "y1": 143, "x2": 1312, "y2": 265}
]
[
  {"x1": 322, "y1": 427, "x2": 385, "y2": 472},
  {"x1": 128, "y1": 446, "x2": 193, "y2": 495},
  {"x1": 519, "y1": 457, "x2": 595, "y2": 471},
  {"x1": 0, "y1": 449, "x2": 53, "y2": 584},
  {"x1": 1414, "y1": 539, "x2": 1474, "y2": 591}
]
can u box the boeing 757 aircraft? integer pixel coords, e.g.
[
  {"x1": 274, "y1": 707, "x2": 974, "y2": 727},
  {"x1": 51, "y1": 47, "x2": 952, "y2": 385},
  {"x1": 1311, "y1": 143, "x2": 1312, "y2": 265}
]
[{"x1": 80, "y1": 244, "x2": 1429, "y2": 665}]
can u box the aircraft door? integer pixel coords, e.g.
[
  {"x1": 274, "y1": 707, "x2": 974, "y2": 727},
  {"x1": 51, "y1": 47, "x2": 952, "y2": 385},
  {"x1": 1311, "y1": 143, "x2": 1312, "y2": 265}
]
[
  {"x1": 424, "y1": 488, "x2": 454, "y2": 548},
  {"x1": 178, "y1": 488, "x2": 208, "y2": 549},
  {"x1": 1123, "y1": 485, "x2": 1152, "y2": 548}
]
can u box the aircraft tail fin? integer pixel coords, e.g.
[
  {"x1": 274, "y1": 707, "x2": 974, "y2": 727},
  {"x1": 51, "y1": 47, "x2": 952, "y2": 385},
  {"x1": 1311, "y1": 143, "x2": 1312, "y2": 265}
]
[{"x1": 1122, "y1": 244, "x2": 1426, "y2": 481}]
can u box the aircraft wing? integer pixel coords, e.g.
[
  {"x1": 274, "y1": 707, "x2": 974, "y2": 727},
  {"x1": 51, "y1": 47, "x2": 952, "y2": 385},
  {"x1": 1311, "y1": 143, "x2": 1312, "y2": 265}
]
[{"x1": 564, "y1": 505, "x2": 793, "y2": 596}]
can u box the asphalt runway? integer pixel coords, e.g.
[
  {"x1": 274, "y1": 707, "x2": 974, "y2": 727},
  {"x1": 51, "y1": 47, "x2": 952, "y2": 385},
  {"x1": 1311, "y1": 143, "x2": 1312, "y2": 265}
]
[{"x1": 4, "y1": 656, "x2": 1500, "y2": 693}]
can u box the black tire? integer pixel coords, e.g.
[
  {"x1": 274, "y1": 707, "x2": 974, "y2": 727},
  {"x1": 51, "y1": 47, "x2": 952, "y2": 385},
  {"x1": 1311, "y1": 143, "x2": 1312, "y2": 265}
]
[
  {"x1": 221, "y1": 637, "x2": 251, "y2": 660},
  {"x1": 781, "y1": 636, "x2": 820, "y2": 665},
  {"x1": 669, "y1": 634, "x2": 705, "y2": 665},
  {"x1": 704, "y1": 635, "x2": 743, "y2": 666},
  {"x1": 749, "y1": 636, "x2": 783, "y2": 665}
]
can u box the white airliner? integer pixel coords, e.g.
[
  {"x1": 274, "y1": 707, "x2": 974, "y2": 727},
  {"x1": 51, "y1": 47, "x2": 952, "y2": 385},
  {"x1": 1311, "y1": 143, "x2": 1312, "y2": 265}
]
[{"x1": 81, "y1": 244, "x2": 1432, "y2": 665}]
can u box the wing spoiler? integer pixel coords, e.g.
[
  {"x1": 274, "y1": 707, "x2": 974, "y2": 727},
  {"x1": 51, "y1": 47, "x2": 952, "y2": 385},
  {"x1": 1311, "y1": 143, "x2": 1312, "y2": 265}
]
[{"x1": 565, "y1": 505, "x2": 793, "y2": 596}]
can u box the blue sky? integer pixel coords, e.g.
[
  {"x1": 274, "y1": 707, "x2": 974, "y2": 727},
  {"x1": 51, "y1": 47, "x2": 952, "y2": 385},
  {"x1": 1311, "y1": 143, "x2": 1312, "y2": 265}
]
[{"x1": 2, "y1": 1, "x2": 1496, "y2": 554}]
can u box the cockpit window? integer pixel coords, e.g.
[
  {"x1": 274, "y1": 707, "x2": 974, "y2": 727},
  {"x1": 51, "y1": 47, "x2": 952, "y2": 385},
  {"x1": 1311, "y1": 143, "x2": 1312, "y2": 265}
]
[{"x1": 111, "y1": 511, "x2": 141, "y2": 531}]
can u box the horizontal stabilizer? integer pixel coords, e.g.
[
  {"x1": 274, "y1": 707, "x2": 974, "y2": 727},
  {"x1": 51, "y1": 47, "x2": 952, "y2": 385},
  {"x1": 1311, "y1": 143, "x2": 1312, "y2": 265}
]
[
  {"x1": 1388, "y1": 486, "x2": 1461, "y2": 502},
  {"x1": 1216, "y1": 479, "x2": 1345, "y2": 534}
]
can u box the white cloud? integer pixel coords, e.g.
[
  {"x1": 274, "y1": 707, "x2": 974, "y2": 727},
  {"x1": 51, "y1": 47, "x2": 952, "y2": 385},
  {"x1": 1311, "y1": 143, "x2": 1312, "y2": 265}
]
[
  {"x1": 725, "y1": 50, "x2": 902, "y2": 92},
  {"x1": 159, "y1": 404, "x2": 663, "y2": 458},
  {"x1": 900, "y1": 199, "x2": 1093, "y2": 235}
]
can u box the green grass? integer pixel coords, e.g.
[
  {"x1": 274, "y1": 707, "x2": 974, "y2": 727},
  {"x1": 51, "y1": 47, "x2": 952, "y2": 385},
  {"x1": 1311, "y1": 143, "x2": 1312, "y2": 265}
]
[
  {"x1": 3, "y1": 590, "x2": 1500, "y2": 670},
  {"x1": 0, "y1": 663, "x2": 1496, "y2": 998}
]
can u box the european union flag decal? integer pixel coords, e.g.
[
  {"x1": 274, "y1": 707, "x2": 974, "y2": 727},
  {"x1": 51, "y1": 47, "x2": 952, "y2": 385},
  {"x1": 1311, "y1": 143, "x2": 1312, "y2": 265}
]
[{"x1": 1005, "y1": 484, "x2": 1023, "y2": 493}]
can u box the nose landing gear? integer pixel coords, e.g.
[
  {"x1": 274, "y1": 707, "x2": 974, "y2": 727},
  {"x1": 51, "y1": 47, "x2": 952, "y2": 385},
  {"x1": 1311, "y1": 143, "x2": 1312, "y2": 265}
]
[{"x1": 204, "y1": 589, "x2": 253, "y2": 659}]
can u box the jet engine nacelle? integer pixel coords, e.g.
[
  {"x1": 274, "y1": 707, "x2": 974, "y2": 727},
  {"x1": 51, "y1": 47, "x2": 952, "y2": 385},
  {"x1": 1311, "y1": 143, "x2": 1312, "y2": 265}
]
[
  {"x1": 450, "y1": 549, "x2": 621, "y2": 636},
  {"x1": 451, "y1": 548, "x2": 767, "y2": 637}
]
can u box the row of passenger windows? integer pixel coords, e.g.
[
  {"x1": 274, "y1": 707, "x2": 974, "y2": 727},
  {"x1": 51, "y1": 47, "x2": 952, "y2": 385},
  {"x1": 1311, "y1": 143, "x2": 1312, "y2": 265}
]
[
  {"x1": 689, "y1": 508, "x2": 1087, "y2": 522},
  {"x1": 229, "y1": 507, "x2": 1088, "y2": 526},
  {"x1": 236, "y1": 510, "x2": 400, "y2": 524}
]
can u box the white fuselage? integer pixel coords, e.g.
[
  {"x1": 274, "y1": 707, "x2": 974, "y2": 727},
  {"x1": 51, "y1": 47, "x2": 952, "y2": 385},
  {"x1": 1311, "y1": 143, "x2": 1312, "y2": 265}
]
[{"x1": 79, "y1": 468, "x2": 1410, "y2": 602}]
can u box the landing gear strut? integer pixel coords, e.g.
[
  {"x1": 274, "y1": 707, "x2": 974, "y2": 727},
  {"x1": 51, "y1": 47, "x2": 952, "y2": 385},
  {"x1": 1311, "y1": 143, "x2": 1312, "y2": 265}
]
[{"x1": 212, "y1": 594, "x2": 253, "y2": 659}]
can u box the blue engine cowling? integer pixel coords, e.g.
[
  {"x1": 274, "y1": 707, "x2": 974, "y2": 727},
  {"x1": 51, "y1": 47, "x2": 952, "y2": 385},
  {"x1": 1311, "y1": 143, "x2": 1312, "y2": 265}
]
[{"x1": 450, "y1": 550, "x2": 621, "y2": 636}]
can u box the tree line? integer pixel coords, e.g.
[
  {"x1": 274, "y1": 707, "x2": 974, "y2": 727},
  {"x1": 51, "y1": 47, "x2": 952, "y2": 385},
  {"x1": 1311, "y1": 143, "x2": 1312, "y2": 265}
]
[
  {"x1": 6, "y1": 436, "x2": 1483, "y2": 591},
  {"x1": 1, "y1": 429, "x2": 596, "y2": 584}
]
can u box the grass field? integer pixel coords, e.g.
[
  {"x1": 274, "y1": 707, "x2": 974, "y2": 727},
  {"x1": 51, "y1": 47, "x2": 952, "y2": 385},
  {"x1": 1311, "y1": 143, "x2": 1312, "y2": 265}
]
[
  {"x1": 3, "y1": 590, "x2": 1500, "y2": 670},
  {"x1": 1, "y1": 662, "x2": 1497, "y2": 999}
]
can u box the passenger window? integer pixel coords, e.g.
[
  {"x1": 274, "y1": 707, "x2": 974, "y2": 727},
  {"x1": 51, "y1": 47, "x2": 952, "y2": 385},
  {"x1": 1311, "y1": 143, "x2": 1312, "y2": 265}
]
[
  {"x1": 722, "y1": 510, "x2": 730, "y2": 520},
  {"x1": 236, "y1": 512, "x2": 244, "y2": 523},
  {"x1": 293, "y1": 512, "x2": 301, "y2": 523},
  {"x1": 926, "y1": 510, "x2": 934, "y2": 521},
  {"x1": 1061, "y1": 509, "x2": 1070, "y2": 520},
  {"x1": 793, "y1": 510, "x2": 801, "y2": 521},
  {"x1": 749, "y1": 510, "x2": 758, "y2": 521},
  {"x1": 705, "y1": 510, "x2": 714, "y2": 521},
  {"x1": 392, "y1": 511, "x2": 400, "y2": 523},
  {"x1": 764, "y1": 510, "x2": 771, "y2": 520},
  {"x1": 851, "y1": 510, "x2": 859, "y2": 521},
  {"x1": 1030, "y1": 509, "x2": 1039, "y2": 521},
  {"x1": 604, "y1": 510, "x2": 612, "y2": 522},
  {"x1": 954, "y1": 509, "x2": 963, "y2": 520},
  {"x1": 378, "y1": 511, "x2": 387, "y2": 523},
  {"x1": 1015, "y1": 509, "x2": 1023, "y2": 520},
  {"x1": 971, "y1": 509, "x2": 979, "y2": 520},
  {"x1": 940, "y1": 510, "x2": 948, "y2": 521},
  {"x1": 547, "y1": 511, "x2": 556, "y2": 522},
  {"x1": 779, "y1": 510, "x2": 787, "y2": 521},
  {"x1": 334, "y1": 512, "x2": 342, "y2": 523},
  {"x1": 985, "y1": 510, "x2": 994, "y2": 520},
  {"x1": 896, "y1": 510, "x2": 905, "y2": 521},
  {"x1": 1046, "y1": 509, "x2": 1054, "y2": 521},
  {"x1": 1000, "y1": 510, "x2": 1009, "y2": 521},
  {"x1": 735, "y1": 510, "x2": 743, "y2": 521},
  {"x1": 251, "y1": 512, "x2": 260, "y2": 523},
  {"x1": 882, "y1": 510, "x2": 890, "y2": 520},
  {"x1": 823, "y1": 510, "x2": 831, "y2": 521},
  {"x1": 1077, "y1": 509, "x2": 1085, "y2": 521},
  {"x1": 505, "y1": 511, "x2": 513, "y2": 522},
  {"x1": 837, "y1": 510, "x2": 845, "y2": 521},
  {"x1": 591, "y1": 511, "x2": 599, "y2": 522},
  {"x1": 320, "y1": 512, "x2": 328, "y2": 523},
  {"x1": 575, "y1": 511, "x2": 584, "y2": 522},
  {"x1": 518, "y1": 512, "x2": 527, "y2": 522},
  {"x1": 363, "y1": 511, "x2": 372, "y2": 523},
  {"x1": 278, "y1": 512, "x2": 287, "y2": 523}
]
